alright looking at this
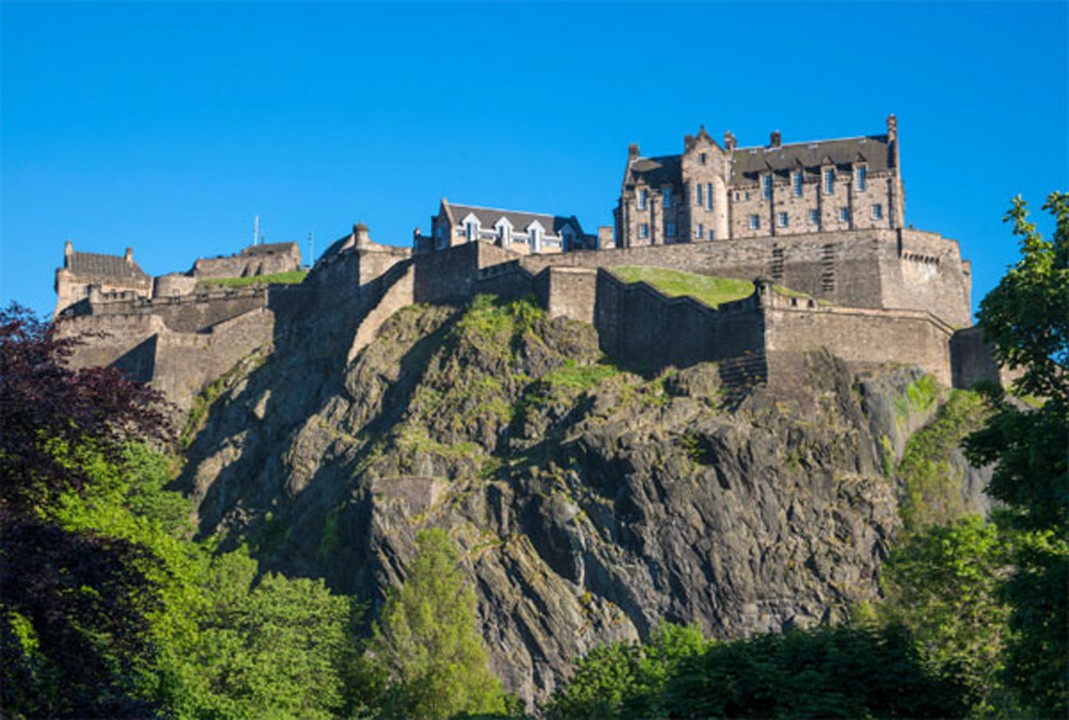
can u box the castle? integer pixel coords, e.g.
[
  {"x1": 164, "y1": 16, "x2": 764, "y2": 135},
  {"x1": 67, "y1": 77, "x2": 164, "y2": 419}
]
[{"x1": 53, "y1": 118, "x2": 1003, "y2": 412}]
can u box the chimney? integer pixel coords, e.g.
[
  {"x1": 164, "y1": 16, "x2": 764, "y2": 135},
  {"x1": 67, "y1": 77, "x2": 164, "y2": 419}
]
[
  {"x1": 886, "y1": 114, "x2": 898, "y2": 142},
  {"x1": 628, "y1": 143, "x2": 640, "y2": 158},
  {"x1": 353, "y1": 222, "x2": 370, "y2": 248},
  {"x1": 64, "y1": 239, "x2": 73, "y2": 257},
  {"x1": 770, "y1": 130, "x2": 782, "y2": 147},
  {"x1": 124, "y1": 247, "x2": 133, "y2": 264},
  {"x1": 724, "y1": 131, "x2": 737, "y2": 151}
]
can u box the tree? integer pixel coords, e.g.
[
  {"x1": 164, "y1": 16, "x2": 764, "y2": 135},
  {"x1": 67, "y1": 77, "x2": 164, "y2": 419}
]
[
  {"x1": 0, "y1": 303, "x2": 172, "y2": 717},
  {"x1": 965, "y1": 192, "x2": 1069, "y2": 717},
  {"x1": 877, "y1": 515, "x2": 1012, "y2": 714},
  {"x1": 371, "y1": 529, "x2": 507, "y2": 720}
]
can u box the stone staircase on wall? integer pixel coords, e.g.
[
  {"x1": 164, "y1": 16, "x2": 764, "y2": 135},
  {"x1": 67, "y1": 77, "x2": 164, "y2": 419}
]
[{"x1": 347, "y1": 260, "x2": 416, "y2": 363}]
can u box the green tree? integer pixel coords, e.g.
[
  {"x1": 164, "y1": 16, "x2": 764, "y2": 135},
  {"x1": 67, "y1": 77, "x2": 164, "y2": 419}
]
[
  {"x1": 543, "y1": 622, "x2": 705, "y2": 720},
  {"x1": 965, "y1": 192, "x2": 1069, "y2": 717},
  {"x1": 371, "y1": 528, "x2": 507, "y2": 720},
  {"x1": 877, "y1": 515, "x2": 1012, "y2": 714}
]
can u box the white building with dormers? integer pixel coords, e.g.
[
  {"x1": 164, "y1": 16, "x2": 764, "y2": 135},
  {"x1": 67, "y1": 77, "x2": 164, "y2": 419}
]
[{"x1": 415, "y1": 198, "x2": 595, "y2": 255}]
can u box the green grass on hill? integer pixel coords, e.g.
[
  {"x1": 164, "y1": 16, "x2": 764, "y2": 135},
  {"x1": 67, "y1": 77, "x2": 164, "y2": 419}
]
[
  {"x1": 199, "y1": 270, "x2": 308, "y2": 288},
  {"x1": 610, "y1": 267, "x2": 755, "y2": 309}
]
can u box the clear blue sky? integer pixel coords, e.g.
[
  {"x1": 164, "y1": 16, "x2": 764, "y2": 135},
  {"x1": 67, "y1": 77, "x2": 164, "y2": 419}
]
[{"x1": 3, "y1": 1, "x2": 1066, "y2": 319}]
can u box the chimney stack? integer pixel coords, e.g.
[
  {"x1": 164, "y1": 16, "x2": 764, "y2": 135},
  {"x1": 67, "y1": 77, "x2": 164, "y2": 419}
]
[
  {"x1": 124, "y1": 247, "x2": 133, "y2": 264},
  {"x1": 886, "y1": 114, "x2": 898, "y2": 143},
  {"x1": 628, "y1": 143, "x2": 640, "y2": 158},
  {"x1": 724, "y1": 131, "x2": 737, "y2": 151},
  {"x1": 770, "y1": 130, "x2": 782, "y2": 147}
]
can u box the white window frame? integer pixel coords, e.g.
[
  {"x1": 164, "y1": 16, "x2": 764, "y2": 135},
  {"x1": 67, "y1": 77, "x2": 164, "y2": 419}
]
[
  {"x1": 777, "y1": 212, "x2": 788, "y2": 228},
  {"x1": 696, "y1": 222, "x2": 704, "y2": 239},
  {"x1": 749, "y1": 215, "x2": 760, "y2": 230},
  {"x1": 792, "y1": 170, "x2": 803, "y2": 197},
  {"x1": 823, "y1": 169, "x2": 835, "y2": 195},
  {"x1": 839, "y1": 207, "x2": 850, "y2": 222},
  {"x1": 855, "y1": 166, "x2": 867, "y2": 191},
  {"x1": 696, "y1": 184, "x2": 703, "y2": 207},
  {"x1": 638, "y1": 223, "x2": 649, "y2": 239},
  {"x1": 762, "y1": 174, "x2": 772, "y2": 200},
  {"x1": 808, "y1": 209, "x2": 820, "y2": 225},
  {"x1": 706, "y1": 183, "x2": 713, "y2": 210},
  {"x1": 638, "y1": 188, "x2": 648, "y2": 210},
  {"x1": 871, "y1": 203, "x2": 883, "y2": 220}
]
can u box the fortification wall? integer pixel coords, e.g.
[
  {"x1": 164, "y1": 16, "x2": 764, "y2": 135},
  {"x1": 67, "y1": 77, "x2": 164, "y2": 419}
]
[
  {"x1": 950, "y1": 326, "x2": 1013, "y2": 390},
  {"x1": 595, "y1": 270, "x2": 765, "y2": 370},
  {"x1": 878, "y1": 230, "x2": 973, "y2": 329},
  {"x1": 150, "y1": 308, "x2": 276, "y2": 411},
  {"x1": 57, "y1": 313, "x2": 165, "y2": 371},
  {"x1": 84, "y1": 287, "x2": 267, "y2": 333},
  {"x1": 476, "y1": 262, "x2": 536, "y2": 301},
  {"x1": 538, "y1": 267, "x2": 598, "y2": 324},
  {"x1": 515, "y1": 229, "x2": 971, "y2": 328},
  {"x1": 762, "y1": 291, "x2": 954, "y2": 386},
  {"x1": 193, "y1": 246, "x2": 300, "y2": 279}
]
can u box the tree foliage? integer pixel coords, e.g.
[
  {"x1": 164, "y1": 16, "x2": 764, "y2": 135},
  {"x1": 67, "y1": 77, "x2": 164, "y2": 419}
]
[
  {"x1": 371, "y1": 528, "x2": 507, "y2": 720},
  {"x1": 964, "y1": 192, "x2": 1069, "y2": 717}
]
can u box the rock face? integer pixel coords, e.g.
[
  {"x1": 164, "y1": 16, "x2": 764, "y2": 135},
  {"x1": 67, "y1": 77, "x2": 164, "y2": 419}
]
[{"x1": 178, "y1": 296, "x2": 989, "y2": 703}]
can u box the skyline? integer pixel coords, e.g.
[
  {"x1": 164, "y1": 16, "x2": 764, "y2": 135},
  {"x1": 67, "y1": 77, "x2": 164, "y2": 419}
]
[{"x1": 3, "y1": 2, "x2": 1067, "y2": 318}]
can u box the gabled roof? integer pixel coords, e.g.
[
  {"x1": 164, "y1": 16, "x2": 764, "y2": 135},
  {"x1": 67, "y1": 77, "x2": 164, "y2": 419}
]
[
  {"x1": 241, "y1": 242, "x2": 299, "y2": 257},
  {"x1": 627, "y1": 155, "x2": 682, "y2": 187},
  {"x1": 65, "y1": 251, "x2": 150, "y2": 283},
  {"x1": 729, "y1": 135, "x2": 891, "y2": 182},
  {"x1": 446, "y1": 202, "x2": 582, "y2": 236}
]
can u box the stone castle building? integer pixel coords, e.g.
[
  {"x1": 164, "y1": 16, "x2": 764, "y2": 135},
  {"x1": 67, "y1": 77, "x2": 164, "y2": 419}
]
[
  {"x1": 414, "y1": 198, "x2": 596, "y2": 255},
  {"x1": 615, "y1": 116, "x2": 904, "y2": 248},
  {"x1": 52, "y1": 115, "x2": 1006, "y2": 412}
]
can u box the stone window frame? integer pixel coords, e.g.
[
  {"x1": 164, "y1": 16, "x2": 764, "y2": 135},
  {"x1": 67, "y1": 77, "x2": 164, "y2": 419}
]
[
  {"x1": 638, "y1": 188, "x2": 648, "y2": 211},
  {"x1": 762, "y1": 173, "x2": 772, "y2": 200},
  {"x1": 662, "y1": 185, "x2": 673, "y2": 209},
  {"x1": 792, "y1": 170, "x2": 804, "y2": 197},
  {"x1": 749, "y1": 214, "x2": 761, "y2": 230},
  {"x1": 777, "y1": 212, "x2": 789, "y2": 228},
  {"x1": 823, "y1": 168, "x2": 835, "y2": 195},
  {"x1": 855, "y1": 164, "x2": 868, "y2": 192},
  {"x1": 706, "y1": 183, "x2": 713, "y2": 210},
  {"x1": 696, "y1": 222, "x2": 704, "y2": 239},
  {"x1": 839, "y1": 207, "x2": 851, "y2": 223},
  {"x1": 699, "y1": 152, "x2": 707, "y2": 165},
  {"x1": 808, "y1": 209, "x2": 820, "y2": 225},
  {"x1": 639, "y1": 223, "x2": 649, "y2": 240},
  {"x1": 871, "y1": 203, "x2": 883, "y2": 220},
  {"x1": 696, "y1": 184, "x2": 704, "y2": 207}
]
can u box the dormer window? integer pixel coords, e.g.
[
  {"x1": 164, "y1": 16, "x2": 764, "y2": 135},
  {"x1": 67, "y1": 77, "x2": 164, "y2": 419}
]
[
  {"x1": 529, "y1": 224, "x2": 544, "y2": 251},
  {"x1": 855, "y1": 166, "x2": 867, "y2": 191},
  {"x1": 638, "y1": 188, "x2": 648, "y2": 210},
  {"x1": 762, "y1": 174, "x2": 772, "y2": 200},
  {"x1": 465, "y1": 218, "x2": 479, "y2": 243},
  {"x1": 823, "y1": 169, "x2": 835, "y2": 195},
  {"x1": 792, "y1": 170, "x2": 803, "y2": 197}
]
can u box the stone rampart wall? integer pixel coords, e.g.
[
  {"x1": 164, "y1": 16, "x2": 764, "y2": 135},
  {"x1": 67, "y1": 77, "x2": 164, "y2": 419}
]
[
  {"x1": 193, "y1": 248, "x2": 300, "y2": 279},
  {"x1": 539, "y1": 268, "x2": 598, "y2": 325},
  {"x1": 595, "y1": 270, "x2": 765, "y2": 370},
  {"x1": 763, "y1": 293, "x2": 954, "y2": 386},
  {"x1": 85, "y1": 287, "x2": 267, "y2": 333},
  {"x1": 878, "y1": 230, "x2": 973, "y2": 329}
]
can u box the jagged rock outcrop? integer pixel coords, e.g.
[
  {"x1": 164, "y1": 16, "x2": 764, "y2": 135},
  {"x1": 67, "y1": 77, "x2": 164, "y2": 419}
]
[{"x1": 178, "y1": 296, "x2": 990, "y2": 703}]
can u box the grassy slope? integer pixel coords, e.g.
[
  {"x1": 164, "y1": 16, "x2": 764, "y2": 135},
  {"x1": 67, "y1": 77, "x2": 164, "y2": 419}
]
[
  {"x1": 611, "y1": 266, "x2": 812, "y2": 309},
  {"x1": 199, "y1": 270, "x2": 308, "y2": 288}
]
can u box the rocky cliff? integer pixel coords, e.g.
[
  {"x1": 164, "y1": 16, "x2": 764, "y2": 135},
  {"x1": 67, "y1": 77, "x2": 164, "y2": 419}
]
[{"x1": 178, "y1": 294, "x2": 990, "y2": 702}]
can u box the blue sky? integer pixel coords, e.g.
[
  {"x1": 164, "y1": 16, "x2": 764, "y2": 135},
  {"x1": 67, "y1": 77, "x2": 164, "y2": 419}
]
[{"x1": 3, "y1": 1, "x2": 1066, "y2": 318}]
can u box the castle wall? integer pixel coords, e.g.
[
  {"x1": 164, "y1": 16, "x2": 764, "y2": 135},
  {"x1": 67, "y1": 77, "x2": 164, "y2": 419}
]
[
  {"x1": 595, "y1": 270, "x2": 765, "y2": 370},
  {"x1": 85, "y1": 287, "x2": 268, "y2": 333},
  {"x1": 763, "y1": 293, "x2": 954, "y2": 387},
  {"x1": 538, "y1": 267, "x2": 598, "y2": 325},
  {"x1": 193, "y1": 244, "x2": 301, "y2": 279},
  {"x1": 878, "y1": 230, "x2": 973, "y2": 329},
  {"x1": 950, "y1": 326, "x2": 1016, "y2": 390}
]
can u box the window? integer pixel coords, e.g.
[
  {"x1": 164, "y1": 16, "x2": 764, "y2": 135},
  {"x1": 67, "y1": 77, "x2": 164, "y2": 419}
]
[
  {"x1": 871, "y1": 203, "x2": 883, "y2": 220},
  {"x1": 663, "y1": 186, "x2": 672, "y2": 208},
  {"x1": 696, "y1": 184, "x2": 704, "y2": 207},
  {"x1": 697, "y1": 223, "x2": 704, "y2": 239},
  {"x1": 465, "y1": 220, "x2": 478, "y2": 243},
  {"x1": 639, "y1": 223, "x2": 649, "y2": 239},
  {"x1": 638, "y1": 188, "x2": 648, "y2": 210},
  {"x1": 530, "y1": 226, "x2": 543, "y2": 250},
  {"x1": 792, "y1": 171, "x2": 803, "y2": 197},
  {"x1": 855, "y1": 166, "x2": 867, "y2": 191},
  {"x1": 699, "y1": 152, "x2": 707, "y2": 165},
  {"x1": 734, "y1": 192, "x2": 740, "y2": 201},
  {"x1": 839, "y1": 207, "x2": 850, "y2": 222},
  {"x1": 708, "y1": 228, "x2": 715, "y2": 240},
  {"x1": 762, "y1": 174, "x2": 772, "y2": 200},
  {"x1": 808, "y1": 209, "x2": 820, "y2": 225},
  {"x1": 666, "y1": 222, "x2": 677, "y2": 238},
  {"x1": 777, "y1": 212, "x2": 789, "y2": 228},
  {"x1": 749, "y1": 215, "x2": 760, "y2": 230},
  {"x1": 744, "y1": 191, "x2": 750, "y2": 201},
  {"x1": 823, "y1": 169, "x2": 835, "y2": 195},
  {"x1": 706, "y1": 183, "x2": 713, "y2": 210}
]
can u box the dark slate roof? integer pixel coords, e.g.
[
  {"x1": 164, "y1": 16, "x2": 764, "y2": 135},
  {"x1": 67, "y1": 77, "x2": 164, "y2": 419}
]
[
  {"x1": 66, "y1": 251, "x2": 150, "y2": 282},
  {"x1": 448, "y1": 203, "x2": 582, "y2": 235},
  {"x1": 242, "y1": 242, "x2": 299, "y2": 257},
  {"x1": 729, "y1": 135, "x2": 891, "y2": 182},
  {"x1": 628, "y1": 155, "x2": 682, "y2": 187}
]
